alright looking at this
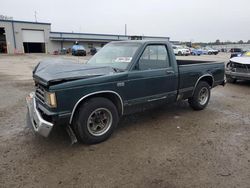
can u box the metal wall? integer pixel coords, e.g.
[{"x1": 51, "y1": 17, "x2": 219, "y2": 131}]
[
  {"x1": 0, "y1": 19, "x2": 170, "y2": 54},
  {"x1": 0, "y1": 21, "x2": 15, "y2": 53},
  {"x1": 0, "y1": 20, "x2": 51, "y2": 54}
]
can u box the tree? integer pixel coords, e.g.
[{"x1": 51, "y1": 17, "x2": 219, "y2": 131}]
[
  {"x1": 238, "y1": 40, "x2": 244, "y2": 44},
  {"x1": 247, "y1": 40, "x2": 250, "y2": 44},
  {"x1": 215, "y1": 39, "x2": 220, "y2": 45}
]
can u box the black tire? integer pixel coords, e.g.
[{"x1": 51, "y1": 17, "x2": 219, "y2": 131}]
[
  {"x1": 226, "y1": 75, "x2": 237, "y2": 83},
  {"x1": 73, "y1": 97, "x2": 119, "y2": 144},
  {"x1": 188, "y1": 81, "x2": 211, "y2": 111},
  {"x1": 178, "y1": 51, "x2": 182, "y2": 56}
]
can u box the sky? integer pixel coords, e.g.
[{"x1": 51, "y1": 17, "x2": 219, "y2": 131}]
[{"x1": 1, "y1": 0, "x2": 250, "y2": 42}]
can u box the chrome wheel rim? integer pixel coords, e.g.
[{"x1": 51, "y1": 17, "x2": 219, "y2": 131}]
[
  {"x1": 87, "y1": 108, "x2": 112, "y2": 136},
  {"x1": 198, "y1": 87, "x2": 209, "y2": 105}
]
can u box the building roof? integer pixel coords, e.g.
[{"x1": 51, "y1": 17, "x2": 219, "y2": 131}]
[
  {"x1": 0, "y1": 19, "x2": 169, "y2": 42},
  {"x1": 50, "y1": 31, "x2": 169, "y2": 42},
  {"x1": 0, "y1": 19, "x2": 51, "y2": 25},
  {"x1": 50, "y1": 31, "x2": 169, "y2": 39}
]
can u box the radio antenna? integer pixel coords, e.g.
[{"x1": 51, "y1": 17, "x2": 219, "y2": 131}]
[{"x1": 34, "y1": 11, "x2": 37, "y2": 22}]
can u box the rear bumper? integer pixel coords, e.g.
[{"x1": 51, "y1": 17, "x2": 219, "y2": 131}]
[
  {"x1": 26, "y1": 92, "x2": 54, "y2": 137},
  {"x1": 226, "y1": 71, "x2": 250, "y2": 81}
]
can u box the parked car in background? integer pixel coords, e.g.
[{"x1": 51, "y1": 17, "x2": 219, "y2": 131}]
[
  {"x1": 72, "y1": 45, "x2": 86, "y2": 56},
  {"x1": 229, "y1": 48, "x2": 243, "y2": 58},
  {"x1": 220, "y1": 48, "x2": 227, "y2": 52},
  {"x1": 243, "y1": 51, "x2": 250, "y2": 56},
  {"x1": 27, "y1": 40, "x2": 225, "y2": 144},
  {"x1": 226, "y1": 56, "x2": 250, "y2": 83},
  {"x1": 200, "y1": 48, "x2": 208, "y2": 55},
  {"x1": 190, "y1": 48, "x2": 202, "y2": 56},
  {"x1": 90, "y1": 47, "x2": 102, "y2": 55},
  {"x1": 206, "y1": 47, "x2": 219, "y2": 55},
  {"x1": 201, "y1": 47, "x2": 219, "y2": 55},
  {"x1": 172, "y1": 45, "x2": 191, "y2": 56}
]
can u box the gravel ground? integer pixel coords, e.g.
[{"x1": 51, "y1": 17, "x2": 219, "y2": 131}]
[{"x1": 0, "y1": 53, "x2": 249, "y2": 188}]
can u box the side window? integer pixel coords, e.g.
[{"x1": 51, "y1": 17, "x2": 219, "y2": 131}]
[{"x1": 138, "y1": 45, "x2": 170, "y2": 70}]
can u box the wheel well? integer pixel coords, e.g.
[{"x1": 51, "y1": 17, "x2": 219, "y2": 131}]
[
  {"x1": 199, "y1": 76, "x2": 213, "y2": 87},
  {"x1": 70, "y1": 92, "x2": 123, "y2": 124}
]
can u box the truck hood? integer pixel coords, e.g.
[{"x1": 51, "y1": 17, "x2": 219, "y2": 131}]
[{"x1": 33, "y1": 60, "x2": 115, "y2": 86}]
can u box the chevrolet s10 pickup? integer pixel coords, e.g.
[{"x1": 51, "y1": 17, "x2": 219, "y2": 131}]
[{"x1": 26, "y1": 40, "x2": 225, "y2": 144}]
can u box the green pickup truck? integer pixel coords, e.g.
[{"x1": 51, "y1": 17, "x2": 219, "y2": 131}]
[{"x1": 26, "y1": 40, "x2": 225, "y2": 144}]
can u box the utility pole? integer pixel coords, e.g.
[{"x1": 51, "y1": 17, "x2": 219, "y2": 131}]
[
  {"x1": 34, "y1": 11, "x2": 37, "y2": 22},
  {"x1": 125, "y1": 24, "x2": 127, "y2": 36}
]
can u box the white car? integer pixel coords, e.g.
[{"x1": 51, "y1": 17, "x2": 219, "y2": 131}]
[
  {"x1": 226, "y1": 56, "x2": 250, "y2": 83},
  {"x1": 172, "y1": 45, "x2": 191, "y2": 56},
  {"x1": 202, "y1": 47, "x2": 219, "y2": 55}
]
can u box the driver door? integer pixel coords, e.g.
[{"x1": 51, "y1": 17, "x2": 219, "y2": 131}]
[{"x1": 124, "y1": 44, "x2": 178, "y2": 106}]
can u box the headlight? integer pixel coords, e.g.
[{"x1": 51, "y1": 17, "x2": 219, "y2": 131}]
[{"x1": 44, "y1": 92, "x2": 57, "y2": 108}]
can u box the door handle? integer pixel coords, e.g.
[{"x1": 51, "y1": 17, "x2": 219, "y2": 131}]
[{"x1": 166, "y1": 70, "x2": 175, "y2": 75}]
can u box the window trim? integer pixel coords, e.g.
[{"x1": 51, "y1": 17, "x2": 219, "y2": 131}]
[
  {"x1": 134, "y1": 44, "x2": 171, "y2": 71},
  {"x1": 130, "y1": 43, "x2": 173, "y2": 71}
]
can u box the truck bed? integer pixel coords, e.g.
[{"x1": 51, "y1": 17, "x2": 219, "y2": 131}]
[
  {"x1": 177, "y1": 60, "x2": 215, "y2": 65},
  {"x1": 177, "y1": 60, "x2": 225, "y2": 100}
]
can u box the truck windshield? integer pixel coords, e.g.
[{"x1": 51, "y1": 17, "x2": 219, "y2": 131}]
[{"x1": 87, "y1": 42, "x2": 141, "y2": 70}]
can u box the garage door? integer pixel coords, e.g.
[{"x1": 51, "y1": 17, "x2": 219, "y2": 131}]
[{"x1": 22, "y1": 30, "x2": 45, "y2": 43}]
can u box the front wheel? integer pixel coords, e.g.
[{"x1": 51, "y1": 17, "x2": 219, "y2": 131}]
[
  {"x1": 73, "y1": 97, "x2": 119, "y2": 144},
  {"x1": 188, "y1": 81, "x2": 211, "y2": 111}
]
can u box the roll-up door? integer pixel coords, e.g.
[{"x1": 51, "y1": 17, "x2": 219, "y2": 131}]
[
  {"x1": 22, "y1": 30, "x2": 45, "y2": 53},
  {"x1": 22, "y1": 30, "x2": 45, "y2": 43}
]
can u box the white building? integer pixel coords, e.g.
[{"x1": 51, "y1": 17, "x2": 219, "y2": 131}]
[{"x1": 0, "y1": 19, "x2": 170, "y2": 54}]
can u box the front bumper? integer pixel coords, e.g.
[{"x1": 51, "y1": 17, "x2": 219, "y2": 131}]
[
  {"x1": 26, "y1": 92, "x2": 54, "y2": 137},
  {"x1": 76, "y1": 50, "x2": 86, "y2": 56},
  {"x1": 226, "y1": 71, "x2": 250, "y2": 81}
]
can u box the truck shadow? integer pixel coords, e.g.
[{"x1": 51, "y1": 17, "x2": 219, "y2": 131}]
[
  {"x1": 26, "y1": 100, "x2": 192, "y2": 149},
  {"x1": 117, "y1": 100, "x2": 191, "y2": 131}
]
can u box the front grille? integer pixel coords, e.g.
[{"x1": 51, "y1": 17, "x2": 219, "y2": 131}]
[
  {"x1": 35, "y1": 84, "x2": 45, "y2": 103},
  {"x1": 231, "y1": 62, "x2": 250, "y2": 73},
  {"x1": 77, "y1": 50, "x2": 85, "y2": 53}
]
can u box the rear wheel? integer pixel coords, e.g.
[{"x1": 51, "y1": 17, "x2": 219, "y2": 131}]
[
  {"x1": 188, "y1": 81, "x2": 211, "y2": 110},
  {"x1": 73, "y1": 97, "x2": 119, "y2": 144}
]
